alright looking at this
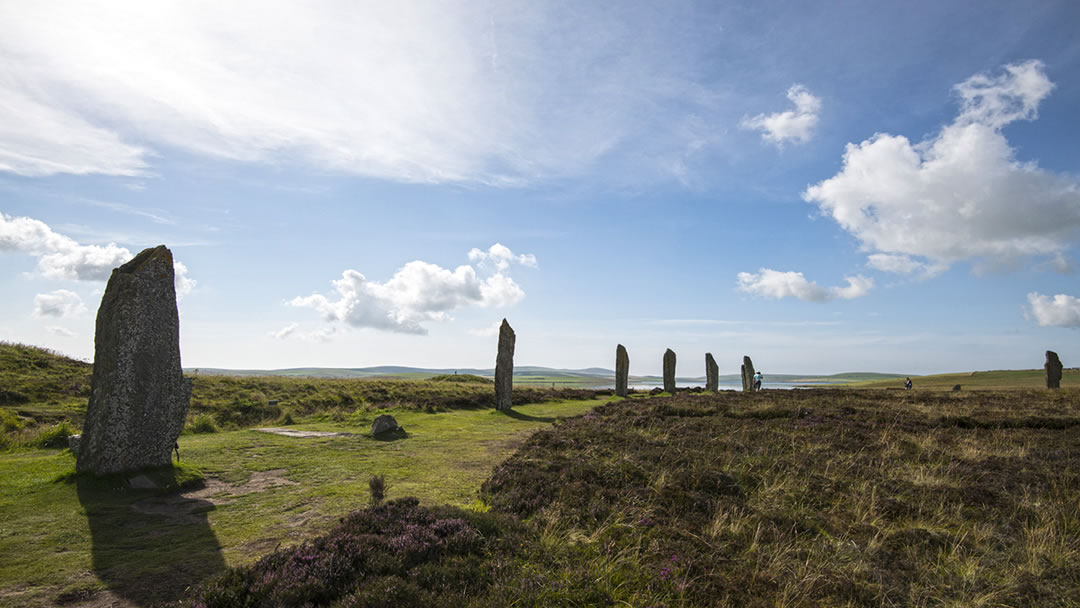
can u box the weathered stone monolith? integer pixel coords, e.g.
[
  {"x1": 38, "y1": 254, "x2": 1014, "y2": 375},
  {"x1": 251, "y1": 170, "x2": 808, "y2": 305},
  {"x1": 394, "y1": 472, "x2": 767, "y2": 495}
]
[
  {"x1": 495, "y1": 319, "x2": 515, "y2": 411},
  {"x1": 615, "y1": 344, "x2": 629, "y2": 397},
  {"x1": 1046, "y1": 350, "x2": 1063, "y2": 389},
  {"x1": 663, "y1": 349, "x2": 676, "y2": 393},
  {"x1": 742, "y1": 356, "x2": 756, "y2": 393},
  {"x1": 76, "y1": 246, "x2": 192, "y2": 474},
  {"x1": 705, "y1": 353, "x2": 718, "y2": 392}
]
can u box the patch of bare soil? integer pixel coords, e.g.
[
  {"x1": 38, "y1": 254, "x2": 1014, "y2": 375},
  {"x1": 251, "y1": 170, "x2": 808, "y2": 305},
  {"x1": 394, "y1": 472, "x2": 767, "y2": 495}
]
[
  {"x1": 253, "y1": 427, "x2": 356, "y2": 438},
  {"x1": 131, "y1": 469, "x2": 299, "y2": 522}
]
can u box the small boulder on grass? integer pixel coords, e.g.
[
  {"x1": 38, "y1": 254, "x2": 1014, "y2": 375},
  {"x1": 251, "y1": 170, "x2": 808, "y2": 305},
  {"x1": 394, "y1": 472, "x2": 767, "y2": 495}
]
[{"x1": 371, "y1": 414, "x2": 406, "y2": 439}]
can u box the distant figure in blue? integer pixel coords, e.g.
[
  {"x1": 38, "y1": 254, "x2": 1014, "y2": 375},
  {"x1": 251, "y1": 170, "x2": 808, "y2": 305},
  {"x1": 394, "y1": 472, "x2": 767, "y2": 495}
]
[
  {"x1": 753, "y1": 371, "x2": 763, "y2": 391},
  {"x1": 904, "y1": 377, "x2": 913, "y2": 390}
]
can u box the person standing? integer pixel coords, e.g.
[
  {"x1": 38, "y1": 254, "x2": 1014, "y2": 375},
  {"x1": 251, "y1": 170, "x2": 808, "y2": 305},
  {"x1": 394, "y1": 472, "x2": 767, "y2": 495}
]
[
  {"x1": 753, "y1": 371, "x2": 763, "y2": 391},
  {"x1": 904, "y1": 377, "x2": 913, "y2": 390}
]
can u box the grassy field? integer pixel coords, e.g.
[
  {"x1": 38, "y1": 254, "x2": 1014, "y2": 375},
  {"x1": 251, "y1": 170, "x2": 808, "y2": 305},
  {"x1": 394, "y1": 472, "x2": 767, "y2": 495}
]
[
  {"x1": 853, "y1": 368, "x2": 1080, "y2": 390},
  {"x1": 0, "y1": 399, "x2": 606, "y2": 607}
]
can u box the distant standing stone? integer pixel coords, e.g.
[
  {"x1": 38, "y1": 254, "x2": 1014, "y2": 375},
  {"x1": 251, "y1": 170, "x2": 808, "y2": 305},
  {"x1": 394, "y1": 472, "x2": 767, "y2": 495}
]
[
  {"x1": 77, "y1": 246, "x2": 192, "y2": 475},
  {"x1": 705, "y1": 353, "x2": 718, "y2": 392},
  {"x1": 615, "y1": 344, "x2": 629, "y2": 397},
  {"x1": 371, "y1": 414, "x2": 401, "y2": 435},
  {"x1": 1046, "y1": 350, "x2": 1063, "y2": 389},
  {"x1": 742, "y1": 356, "x2": 756, "y2": 393},
  {"x1": 495, "y1": 319, "x2": 516, "y2": 411},
  {"x1": 663, "y1": 349, "x2": 676, "y2": 393}
]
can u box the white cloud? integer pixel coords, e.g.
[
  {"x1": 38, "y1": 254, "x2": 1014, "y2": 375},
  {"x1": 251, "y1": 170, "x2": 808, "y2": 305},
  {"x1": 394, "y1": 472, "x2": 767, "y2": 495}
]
[
  {"x1": 0, "y1": 212, "x2": 196, "y2": 297},
  {"x1": 1027, "y1": 292, "x2": 1080, "y2": 328},
  {"x1": 173, "y1": 261, "x2": 196, "y2": 300},
  {"x1": 805, "y1": 60, "x2": 1080, "y2": 275},
  {"x1": 467, "y1": 243, "x2": 538, "y2": 272},
  {"x1": 0, "y1": 1, "x2": 723, "y2": 184},
  {"x1": 292, "y1": 245, "x2": 533, "y2": 334},
  {"x1": 737, "y1": 268, "x2": 872, "y2": 302},
  {"x1": 271, "y1": 323, "x2": 298, "y2": 340},
  {"x1": 33, "y1": 289, "x2": 87, "y2": 318},
  {"x1": 741, "y1": 84, "x2": 821, "y2": 146},
  {"x1": 46, "y1": 326, "x2": 77, "y2": 337}
]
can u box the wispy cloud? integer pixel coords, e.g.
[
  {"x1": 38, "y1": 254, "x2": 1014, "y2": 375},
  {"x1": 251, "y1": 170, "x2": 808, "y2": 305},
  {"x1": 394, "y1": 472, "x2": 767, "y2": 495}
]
[{"x1": 0, "y1": 1, "x2": 727, "y2": 185}]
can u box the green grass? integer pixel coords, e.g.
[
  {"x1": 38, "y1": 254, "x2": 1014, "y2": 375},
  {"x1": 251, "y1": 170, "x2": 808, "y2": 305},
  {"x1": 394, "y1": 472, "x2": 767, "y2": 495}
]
[
  {"x1": 852, "y1": 368, "x2": 1080, "y2": 390},
  {"x1": 0, "y1": 398, "x2": 606, "y2": 607}
]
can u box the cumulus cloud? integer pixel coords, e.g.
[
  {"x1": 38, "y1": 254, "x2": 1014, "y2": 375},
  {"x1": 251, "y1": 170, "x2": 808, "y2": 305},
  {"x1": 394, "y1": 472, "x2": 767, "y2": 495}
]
[
  {"x1": 270, "y1": 323, "x2": 336, "y2": 342},
  {"x1": 0, "y1": 1, "x2": 724, "y2": 184},
  {"x1": 1027, "y1": 292, "x2": 1080, "y2": 328},
  {"x1": 33, "y1": 289, "x2": 87, "y2": 318},
  {"x1": 291, "y1": 245, "x2": 534, "y2": 334},
  {"x1": 741, "y1": 84, "x2": 822, "y2": 146},
  {"x1": 468, "y1": 243, "x2": 538, "y2": 272},
  {"x1": 805, "y1": 60, "x2": 1080, "y2": 275},
  {"x1": 737, "y1": 268, "x2": 872, "y2": 302},
  {"x1": 0, "y1": 212, "x2": 196, "y2": 297},
  {"x1": 271, "y1": 323, "x2": 298, "y2": 340}
]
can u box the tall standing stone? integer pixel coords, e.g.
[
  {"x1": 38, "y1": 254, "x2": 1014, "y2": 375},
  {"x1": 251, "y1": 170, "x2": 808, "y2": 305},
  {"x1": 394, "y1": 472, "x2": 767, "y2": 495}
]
[
  {"x1": 663, "y1": 349, "x2": 676, "y2": 393},
  {"x1": 495, "y1": 319, "x2": 516, "y2": 411},
  {"x1": 615, "y1": 344, "x2": 629, "y2": 397},
  {"x1": 77, "y1": 246, "x2": 192, "y2": 474},
  {"x1": 742, "y1": 355, "x2": 756, "y2": 393},
  {"x1": 705, "y1": 353, "x2": 718, "y2": 392},
  {"x1": 1046, "y1": 350, "x2": 1063, "y2": 389},
  {"x1": 740, "y1": 363, "x2": 748, "y2": 392}
]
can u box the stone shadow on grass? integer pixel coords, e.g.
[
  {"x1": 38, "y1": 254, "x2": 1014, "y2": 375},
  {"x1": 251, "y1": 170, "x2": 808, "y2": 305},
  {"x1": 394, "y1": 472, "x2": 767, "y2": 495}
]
[
  {"x1": 500, "y1": 409, "x2": 557, "y2": 423},
  {"x1": 75, "y1": 469, "x2": 226, "y2": 606}
]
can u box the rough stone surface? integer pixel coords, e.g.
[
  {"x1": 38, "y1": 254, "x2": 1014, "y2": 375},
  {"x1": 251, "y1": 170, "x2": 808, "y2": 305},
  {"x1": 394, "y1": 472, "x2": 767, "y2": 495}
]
[
  {"x1": 495, "y1": 319, "x2": 516, "y2": 411},
  {"x1": 371, "y1": 414, "x2": 401, "y2": 435},
  {"x1": 742, "y1": 356, "x2": 756, "y2": 393},
  {"x1": 663, "y1": 349, "x2": 676, "y2": 393},
  {"x1": 615, "y1": 344, "x2": 629, "y2": 397},
  {"x1": 77, "y1": 246, "x2": 192, "y2": 475},
  {"x1": 705, "y1": 353, "x2": 718, "y2": 392},
  {"x1": 1046, "y1": 350, "x2": 1063, "y2": 389},
  {"x1": 68, "y1": 434, "x2": 82, "y2": 457},
  {"x1": 740, "y1": 364, "x2": 748, "y2": 392}
]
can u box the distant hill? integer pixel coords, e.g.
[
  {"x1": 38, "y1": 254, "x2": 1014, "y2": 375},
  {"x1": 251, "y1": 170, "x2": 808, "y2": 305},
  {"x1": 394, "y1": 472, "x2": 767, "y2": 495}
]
[{"x1": 182, "y1": 364, "x2": 907, "y2": 385}]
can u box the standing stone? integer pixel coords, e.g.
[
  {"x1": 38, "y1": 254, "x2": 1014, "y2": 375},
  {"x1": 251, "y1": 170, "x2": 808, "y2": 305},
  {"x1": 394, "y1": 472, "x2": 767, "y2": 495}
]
[
  {"x1": 1046, "y1": 350, "x2": 1063, "y2": 389},
  {"x1": 663, "y1": 349, "x2": 676, "y2": 393},
  {"x1": 742, "y1": 356, "x2": 756, "y2": 393},
  {"x1": 495, "y1": 319, "x2": 516, "y2": 411},
  {"x1": 77, "y1": 246, "x2": 192, "y2": 474},
  {"x1": 705, "y1": 353, "x2": 718, "y2": 392},
  {"x1": 740, "y1": 364, "x2": 748, "y2": 392},
  {"x1": 615, "y1": 344, "x2": 629, "y2": 397}
]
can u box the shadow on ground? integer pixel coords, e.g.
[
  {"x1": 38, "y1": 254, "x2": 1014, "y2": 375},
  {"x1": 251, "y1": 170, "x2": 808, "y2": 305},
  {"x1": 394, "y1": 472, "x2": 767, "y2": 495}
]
[
  {"x1": 501, "y1": 409, "x2": 557, "y2": 423},
  {"x1": 76, "y1": 472, "x2": 226, "y2": 606}
]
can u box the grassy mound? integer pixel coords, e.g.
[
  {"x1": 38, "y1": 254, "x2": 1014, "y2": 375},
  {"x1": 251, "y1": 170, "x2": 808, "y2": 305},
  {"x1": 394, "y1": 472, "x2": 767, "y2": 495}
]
[{"x1": 429, "y1": 373, "x2": 492, "y2": 384}]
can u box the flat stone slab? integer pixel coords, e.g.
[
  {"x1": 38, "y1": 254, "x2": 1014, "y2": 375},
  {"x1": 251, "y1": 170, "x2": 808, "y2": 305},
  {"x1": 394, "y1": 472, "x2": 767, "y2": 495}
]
[{"x1": 254, "y1": 427, "x2": 353, "y2": 438}]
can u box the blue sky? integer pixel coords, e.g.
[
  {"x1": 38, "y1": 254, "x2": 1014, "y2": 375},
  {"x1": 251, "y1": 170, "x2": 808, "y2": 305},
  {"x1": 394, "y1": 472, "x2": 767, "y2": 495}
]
[{"x1": 2, "y1": 0, "x2": 1079, "y2": 375}]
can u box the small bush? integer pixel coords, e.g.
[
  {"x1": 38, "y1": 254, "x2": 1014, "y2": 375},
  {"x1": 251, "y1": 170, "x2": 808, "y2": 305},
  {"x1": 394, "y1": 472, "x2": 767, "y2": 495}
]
[
  {"x1": 279, "y1": 409, "x2": 297, "y2": 426},
  {"x1": 189, "y1": 414, "x2": 219, "y2": 434},
  {"x1": 0, "y1": 407, "x2": 24, "y2": 433},
  {"x1": 32, "y1": 420, "x2": 75, "y2": 449}
]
